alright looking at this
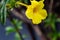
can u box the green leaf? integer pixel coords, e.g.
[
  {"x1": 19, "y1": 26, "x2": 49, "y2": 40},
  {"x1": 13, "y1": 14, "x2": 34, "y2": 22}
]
[
  {"x1": 44, "y1": 13, "x2": 56, "y2": 31},
  {"x1": 13, "y1": 19, "x2": 23, "y2": 30},
  {"x1": 48, "y1": 32, "x2": 58, "y2": 40},
  {"x1": 15, "y1": 33, "x2": 22, "y2": 40},
  {"x1": 5, "y1": 26, "x2": 15, "y2": 35},
  {"x1": 51, "y1": 23, "x2": 56, "y2": 31},
  {"x1": 8, "y1": 0, "x2": 16, "y2": 8},
  {"x1": 56, "y1": 18, "x2": 60, "y2": 22},
  {"x1": 18, "y1": 26, "x2": 23, "y2": 30},
  {"x1": 0, "y1": 0, "x2": 9, "y2": 24},
  {"x1": 58, "y1": 32, "x2": 60, "y2": 37},
  {"x1": 5, "y1": 26, "x2": 15, "y2": 32},
  {"x1": 52, "y1": 36, "x2": 57, "y2": 40},
  {"x1": 13, "y1": 19, "x2": 19, "y2": 24},
  {"x1": 17, "y1": 21, "x2": 23, "y2": 29}
]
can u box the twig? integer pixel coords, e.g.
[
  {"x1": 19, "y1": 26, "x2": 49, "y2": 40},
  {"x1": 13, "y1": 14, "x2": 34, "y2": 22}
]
[
  {"x1": 10, "y1": 8, "x2": 32, "y2": 24},
  {"x1": 49, "y1": 0, "x2": 54, "y2": 13}
]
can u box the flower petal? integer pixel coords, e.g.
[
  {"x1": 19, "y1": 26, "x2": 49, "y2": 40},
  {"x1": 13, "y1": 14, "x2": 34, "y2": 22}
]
[
  {"x1": 31, "y1": 1, "x2": 39, "y2": 7},
  {"x1": 38, "y1": 1, "x2": 44, "y2": 9},
  {"x1": 32, "y1": 17, "x2": 42, "y2": 24},
  {"x1": 39, "y1": 9, "x2": 47, "y2": 20},
  {"x1": 25, "y1": 5, "x2": 33, "y2": 19},
  {"x1": 32, "y1": 13, "x2": 42, "y2": 24},
  {"x1": 40, "y1": 0, "x2": 44, "y2": 2}
]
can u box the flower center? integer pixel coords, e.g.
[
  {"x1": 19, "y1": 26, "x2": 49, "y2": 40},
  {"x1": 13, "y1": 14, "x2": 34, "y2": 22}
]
[{"x1": 33, "y1": 7, "x2": 38, "y2": 13}]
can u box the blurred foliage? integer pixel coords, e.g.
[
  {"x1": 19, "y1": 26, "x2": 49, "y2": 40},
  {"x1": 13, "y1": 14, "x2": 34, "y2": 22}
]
[
  {"x1": 44, "y1": 13, "x2": 57, "y2": 30},
  {"x1": 12, "y1": 19, "x2": 23, "y2": 30},
  {"x1": 44, "y1": 13, "x2": 60, "y2": 40},
  {"x1": 0, "y1": 0, "x2": 29, "y2": 24},
  {"x1": 5, "y1": 26, "x2": 15, "y2": 35},
  {"x1": 0, "y1": 0, "x2": 29, "y2": 40},
  {"x1": 15, "y1": 33, "x2": 21, "y2": 40},
  {"x1": 48, "y1": 32, "x2": 60, "y2": 40},
  {"x1": 5, "y1": 19, "x2": 23, "y2": 40},
  {"x1": 0, "y1": 0, "x2": 9, "y2": 24}
]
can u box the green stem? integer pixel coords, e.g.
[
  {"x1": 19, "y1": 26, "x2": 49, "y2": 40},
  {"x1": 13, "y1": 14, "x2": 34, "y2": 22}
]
[
  {"x1": 8, "y1": 13, "x2": 23, "y2": 40},
  {"x1": 12, "y1": 20, "x2": 23, "y2": 40}
]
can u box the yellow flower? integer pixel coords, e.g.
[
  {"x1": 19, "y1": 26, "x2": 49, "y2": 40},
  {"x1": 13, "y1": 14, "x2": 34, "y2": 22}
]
[{"x1": 16, "y1": 0, "x2": 47, "y2": 24}]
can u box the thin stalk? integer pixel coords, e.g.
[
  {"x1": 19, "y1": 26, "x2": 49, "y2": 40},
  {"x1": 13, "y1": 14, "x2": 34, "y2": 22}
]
[
  {"x1": 49, "y1": 0, "x2": 54, "y2": 13},
  {"x1": 8, "y1": 13, "x2": 23, "y2": 40}
]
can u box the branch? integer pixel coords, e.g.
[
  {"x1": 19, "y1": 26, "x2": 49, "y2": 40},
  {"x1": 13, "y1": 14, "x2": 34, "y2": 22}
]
[{"x1": 49, "y1": 0, "x2": 54, "y2": 13}]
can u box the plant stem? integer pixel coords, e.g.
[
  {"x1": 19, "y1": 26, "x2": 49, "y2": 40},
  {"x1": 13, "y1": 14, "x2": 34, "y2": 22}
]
[{"x1": 8, "y1": 13, "x2": 23, "y2": 40}]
